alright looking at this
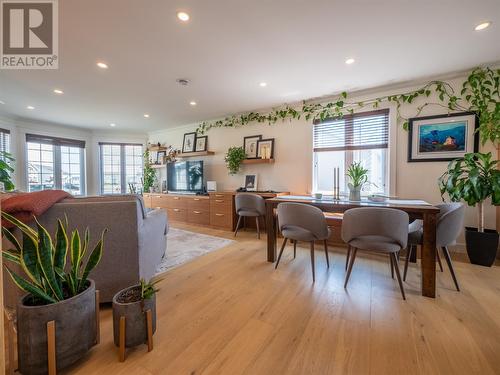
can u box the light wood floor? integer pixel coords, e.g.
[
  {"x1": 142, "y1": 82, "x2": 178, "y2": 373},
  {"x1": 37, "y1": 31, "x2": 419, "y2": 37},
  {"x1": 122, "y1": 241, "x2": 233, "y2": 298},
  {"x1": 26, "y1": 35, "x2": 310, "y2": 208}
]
[{"x1": 58, "y1": 224, "x2": 500, "y2": 374}]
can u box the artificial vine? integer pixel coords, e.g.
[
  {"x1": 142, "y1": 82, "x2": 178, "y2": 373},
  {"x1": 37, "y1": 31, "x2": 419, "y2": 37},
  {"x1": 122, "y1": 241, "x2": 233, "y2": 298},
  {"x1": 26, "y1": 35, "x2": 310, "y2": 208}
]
[{"x1": 196, "y1": 67, "x2": 499, "y2": 146}]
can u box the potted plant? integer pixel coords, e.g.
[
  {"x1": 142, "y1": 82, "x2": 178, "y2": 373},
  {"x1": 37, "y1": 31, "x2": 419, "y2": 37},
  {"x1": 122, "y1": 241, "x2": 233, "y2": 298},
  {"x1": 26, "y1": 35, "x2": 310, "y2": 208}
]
[
  {"x1": 0, "y1": 150, "x2": 15, "y2": 191},
  {"x1": 1, "y1": 212, "x2": 107, "y2": 374},
  {"x1": 112, "y1": 278, "x2": 161, "y2": 349},
  {"x1": 346, "y1": 162, "x2": 369, "y2": 201},
  {"x1": 439, "y1": 152, "x2": 500, "y2": 266},
  {"x1": 224, "y1": 146, "x2": 246, "y2": 175},
  {"x1": 143, "y1": 150, "x2": 157, "y2": 193}
]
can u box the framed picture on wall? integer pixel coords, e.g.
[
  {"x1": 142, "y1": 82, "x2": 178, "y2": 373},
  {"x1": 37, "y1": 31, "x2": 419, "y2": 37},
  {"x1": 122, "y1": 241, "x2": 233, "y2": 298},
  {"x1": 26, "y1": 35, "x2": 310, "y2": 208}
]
[
  {"x1": 407, "y1": 111, "x2": 478, "y2": 162},
  {"x1": 195, "y1": 136, "x2": 207, "y2": 152},
  {"x1": 243, "y1": 135, "x2": 262, "y2": 159},
  {"x1": 257, "y1": 138, "x2": 275, "y2": 159},
  {"x1": 182, "y1": 132, "x2": 197, "y2": 153},
  {"x1": 244, "y1": 174, "x2": 258, "y2": 191},
  {"x1": 156, "y1": 151, "x2": 166, "y2": 164}
]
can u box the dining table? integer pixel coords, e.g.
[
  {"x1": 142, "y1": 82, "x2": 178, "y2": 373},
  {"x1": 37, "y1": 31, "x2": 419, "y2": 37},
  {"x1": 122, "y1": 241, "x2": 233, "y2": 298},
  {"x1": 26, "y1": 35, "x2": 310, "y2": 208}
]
[{"x1": 265, "y1": 196, "x2": 441, "y2": 298}]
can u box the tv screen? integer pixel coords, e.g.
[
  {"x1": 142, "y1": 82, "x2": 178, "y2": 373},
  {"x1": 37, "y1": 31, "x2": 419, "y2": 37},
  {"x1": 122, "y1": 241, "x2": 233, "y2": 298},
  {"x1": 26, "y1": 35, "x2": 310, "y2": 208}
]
[{"x1": 167, "y1": 161, "x2": 204, "y2": 193}]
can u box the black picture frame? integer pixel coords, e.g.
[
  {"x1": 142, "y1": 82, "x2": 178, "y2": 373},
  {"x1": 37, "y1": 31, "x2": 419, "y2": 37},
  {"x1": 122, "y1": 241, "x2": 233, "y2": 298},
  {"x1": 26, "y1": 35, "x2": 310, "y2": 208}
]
[
  {"x1": 195, "y1": 136, "x2": 208, "y2": 152},
  {"x1": 243, "y1": 135, "x2": 262, "y2": 159},
  {"x1": 156, "y1": 151, "x2": 166, "y2": 164},
  {"x1": 257, "y1": 138, "x2": 275, "y2": 159},
  {"x1": 407, "y1": 111, "x2": 479, "y2": 162},
  {"x1": 182, "y1": 132, "x2": 197, "y2": 153}
]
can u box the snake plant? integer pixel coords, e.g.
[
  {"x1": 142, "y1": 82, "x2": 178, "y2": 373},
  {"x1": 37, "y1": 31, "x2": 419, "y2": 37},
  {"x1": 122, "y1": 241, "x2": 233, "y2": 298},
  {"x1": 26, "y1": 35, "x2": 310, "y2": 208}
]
[
  {"x1": 346, "y1": 162, "x2": 369, "y2": 188},
  {"x1": 1, "y1": 212, "x2": 107, "y2": 305}
]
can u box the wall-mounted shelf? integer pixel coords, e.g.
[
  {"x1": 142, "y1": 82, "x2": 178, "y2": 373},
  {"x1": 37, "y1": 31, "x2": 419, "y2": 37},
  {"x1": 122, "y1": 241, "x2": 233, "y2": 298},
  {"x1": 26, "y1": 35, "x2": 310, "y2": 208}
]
[
  {"x1": 151, "y1": 164, "x2": 165, "y2": 169},
  {"x1": 242, "y1": 158, "x2": 275, "y2": 164},
  {"x1": 148, "y1": 145, "x2": 167, "y2": 152},
  {"x1": 177, "y1": 151, "x2": 215, "y2": 158}
]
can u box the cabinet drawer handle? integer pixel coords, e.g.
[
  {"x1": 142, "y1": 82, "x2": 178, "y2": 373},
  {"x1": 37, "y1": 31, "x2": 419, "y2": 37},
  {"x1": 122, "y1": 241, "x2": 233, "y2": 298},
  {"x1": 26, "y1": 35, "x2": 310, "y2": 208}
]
[
  {"x1": 155, "y1": 195, "x2": 161, "y2": 198},
  {"x1": 173, "y1": 197, "x2": 180, "y2": 200},
  {"x1": 173, "y1": 209, "x2": 180, "y2": 212},
  {"x1": 193, "y1": 211, "x2": 201, "y2": 214},
  {"x1": 193, "y1": 198, "x2": 200, "y2": 201},
  {"x1": 215, "y1": 199, "x2": 224, "y2": 203},
  {"x1": 215, "y1": 213, "x2": 224, "y2": 217},
  {"x1": 215, "y1": 194, "x2": 224, "y2": 198}
]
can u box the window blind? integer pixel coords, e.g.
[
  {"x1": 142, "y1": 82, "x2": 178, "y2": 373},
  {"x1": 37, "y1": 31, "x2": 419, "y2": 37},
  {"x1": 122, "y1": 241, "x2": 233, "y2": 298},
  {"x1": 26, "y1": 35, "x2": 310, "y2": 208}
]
[
  {"x1": 26, "y1": 133, "x2": 85, "y2": 148},
  {"x1": 0, "y1": 128, "x2": 10, "y2": 154},
  {"x1": 313, "y1": 109, "x2": 389, "y2": 152}
]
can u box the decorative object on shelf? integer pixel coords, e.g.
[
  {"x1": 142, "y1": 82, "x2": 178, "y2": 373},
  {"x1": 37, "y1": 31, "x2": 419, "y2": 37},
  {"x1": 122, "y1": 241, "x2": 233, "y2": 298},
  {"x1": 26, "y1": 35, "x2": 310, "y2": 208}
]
[
  {"x1": 408, "y1": 112, "x2": 479, "y2": 162},
  {"x1": 0, "y1": 151, "x2": 15, "y2": 191},
  {"x1": 182, "y1": 132, "x2": 197, "y2": 153},
  {"x1": 257, "y1": 138, "x2": 275, "y2": 159},
  {"x1": 244, "y1": 174, "x2": 258, "y2": 191},
  {"x1": 1, "y1": 213, "x2": 106, "y2": 375},
  {"x1": 143, "y1": 150, "x2": 156, "y2": 193},
  {"x1": 195, "y1": 67, "x2": 499, "y2": 147},
  {"x1": 165, "y1": 145, "x2": 179, "y2": 162},
  {"x1": 112, "y1": 278, "x2": 160, "y2": 362},
  {"x1": 207, "y1": 181, "x2": 217, "y2": 192},
  {"x1": 224, "y1": 146, "x2": 246, "y2": 175},
  {"x1": 332, "y1": 167, "x2": 340, "y2": 200},
  {"x1": 439, "y1": 152, "x2": 500, "y2": 266},
  {"x1": 346, "y1": 162, "x2": 369, "y2": 201},
  {"x1": 156, "y1": 150, "x2": 166, "y2": 164},
  {"x1": 243, "y1": 135, "x2": 262, "y2": 159},
  {"x1": 195, "y1": 136, "x2": 208, "y2": 152}
]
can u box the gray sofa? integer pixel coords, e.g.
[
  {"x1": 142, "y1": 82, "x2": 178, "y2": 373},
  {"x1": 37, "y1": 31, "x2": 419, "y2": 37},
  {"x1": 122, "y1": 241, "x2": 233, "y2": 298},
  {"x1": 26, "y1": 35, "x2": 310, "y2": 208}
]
[{"x1": 3, "y1": 194, "x2": 168, "y2": 308}]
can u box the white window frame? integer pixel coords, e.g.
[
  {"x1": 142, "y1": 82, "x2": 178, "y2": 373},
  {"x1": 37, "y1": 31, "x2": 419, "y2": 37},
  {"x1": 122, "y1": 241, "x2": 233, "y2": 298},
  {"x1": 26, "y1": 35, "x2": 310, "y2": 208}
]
[{"x1": 99, "y1": 143, "x2": 144, "y2": 194}]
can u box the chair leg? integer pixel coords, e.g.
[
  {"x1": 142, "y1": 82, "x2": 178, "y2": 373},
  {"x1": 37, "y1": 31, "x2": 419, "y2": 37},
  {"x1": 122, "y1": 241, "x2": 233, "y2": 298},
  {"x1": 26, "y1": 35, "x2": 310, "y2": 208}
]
[
  {"x1": 275, "y1": 238, "x2": 288, "y2": 269},
  {"x1": 391, "y1": 253, "x2": 406, "y2": 300},
  {"x1": 344, "y1": 247, "x2": 358, "y2": 288},
  {"x1": 442, "y1": 246, "x2": 460, "y2": 291},
  {"x1": 323, "y1": 240, "x2": 330, "y2": 268},
  {"x1": 234, "y1": 215, "x2": 242, "y2": 237},
  {"x1": 390, "y1": 254, "x2": 395, "y2": 279},
  {"x1": 256, "y1": 217, "x2": 260, "y2": 239},
  {"x1": 403, "y1": 245, "x2": 414, "y2": 281},
  {"x1": 346, "y1": 245, "x2": 351, "y2": 271},
  {"x1": 436, "y1": 248, "x2": 444, "y2": 272},
  {"x1": 293, "y1": 240, "x2": 297, "y2": 259},
  {"x1": 310, "y1": 241, "x2": 316, "y2": 282}
]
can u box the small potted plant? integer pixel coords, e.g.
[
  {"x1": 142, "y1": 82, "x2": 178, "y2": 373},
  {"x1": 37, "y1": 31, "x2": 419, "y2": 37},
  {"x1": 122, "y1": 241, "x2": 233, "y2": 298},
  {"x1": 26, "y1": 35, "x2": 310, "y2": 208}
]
[
  {"x1": 439, "y1": 152, "x2": 500, "y2": 266},
  {"x1": 1, "y1": 212, "x2": 106, "y2": 375},
  {"x1": 112, "y1": 278, "x2": 161, "y2": 349},
  {"x1": 224, "y1": 146, "x2": 246, "y2": 175},
  {"x1": 346, "y1": 162, "x2": 369, "y2": 201}
]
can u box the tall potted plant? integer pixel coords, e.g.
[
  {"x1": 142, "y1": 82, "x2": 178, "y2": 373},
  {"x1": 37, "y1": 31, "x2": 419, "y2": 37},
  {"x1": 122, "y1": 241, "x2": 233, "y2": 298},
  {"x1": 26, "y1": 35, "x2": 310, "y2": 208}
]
[
  {"x1": 346, "y1": 162, "x2": 369, "y2": 201},
  {"x1": 0, "y1": 150, "x2": 15, "y2": 191},
  {"x1": 439, "y1": 152, "x2": 500, "y2": 266},
  {"x1": 2, "y1": 212, "x2": 107, "y2": 374},
  {"x1": 143, "y1": 150, "x2": 156, "y2": 193}
]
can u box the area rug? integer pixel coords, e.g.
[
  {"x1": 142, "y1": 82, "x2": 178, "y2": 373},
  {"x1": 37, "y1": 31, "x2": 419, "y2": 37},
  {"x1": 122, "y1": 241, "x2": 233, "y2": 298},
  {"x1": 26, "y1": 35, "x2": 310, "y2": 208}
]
[{"x1": 155, "y1": 228, "x2": 234, "y2": 275}]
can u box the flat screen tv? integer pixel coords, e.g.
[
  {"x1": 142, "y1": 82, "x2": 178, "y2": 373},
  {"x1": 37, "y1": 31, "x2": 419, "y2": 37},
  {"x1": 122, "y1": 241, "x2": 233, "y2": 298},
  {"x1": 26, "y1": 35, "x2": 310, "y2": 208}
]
[{"x1": 167, "y1": 160, "x2": 204, "y2": 193}]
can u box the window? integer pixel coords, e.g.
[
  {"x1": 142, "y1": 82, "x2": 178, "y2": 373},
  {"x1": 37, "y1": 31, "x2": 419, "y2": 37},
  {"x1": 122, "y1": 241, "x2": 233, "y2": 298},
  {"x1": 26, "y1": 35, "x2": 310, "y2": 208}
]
[
  {"x1": 0, "y1": 128, "x2": 10, "y2": 156},
  {"x1": 99, "y1": 143, "x2": 143, "y2": 194},
  {"x1": 313, "y1": 109, "x2": 389, "y2": 195},
  {"x1": 26, "y1": 134, "x2": 86, "y2": 195}
]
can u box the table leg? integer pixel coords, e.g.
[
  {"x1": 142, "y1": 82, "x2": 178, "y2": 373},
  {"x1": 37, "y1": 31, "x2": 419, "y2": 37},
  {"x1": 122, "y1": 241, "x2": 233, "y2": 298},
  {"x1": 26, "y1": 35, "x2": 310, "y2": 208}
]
[
  {"x1": 421, "y1": 212, "x2": 437, "y2": 298},
  {"x1": 266, "y1": 202, "x2": 277, "y2": 262}
]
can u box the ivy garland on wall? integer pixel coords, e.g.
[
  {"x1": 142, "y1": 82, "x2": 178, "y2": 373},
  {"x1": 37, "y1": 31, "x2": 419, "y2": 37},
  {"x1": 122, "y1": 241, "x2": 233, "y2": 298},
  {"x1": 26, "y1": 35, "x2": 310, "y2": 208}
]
[{"x1": 196, "y1": 67, "x2": 499, "y2": 146}]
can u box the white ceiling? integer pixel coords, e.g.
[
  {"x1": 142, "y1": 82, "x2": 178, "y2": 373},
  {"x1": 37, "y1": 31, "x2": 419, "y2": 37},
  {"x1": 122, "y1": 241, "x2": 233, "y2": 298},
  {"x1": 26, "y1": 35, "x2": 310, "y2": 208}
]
[{"x1": 0, "y1": 0, "x2": 499, "y2": 132}]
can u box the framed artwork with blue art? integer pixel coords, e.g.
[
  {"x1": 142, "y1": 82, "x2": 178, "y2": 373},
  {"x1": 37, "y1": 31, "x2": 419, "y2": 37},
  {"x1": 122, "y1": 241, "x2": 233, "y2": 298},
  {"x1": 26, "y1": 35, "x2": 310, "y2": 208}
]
[{"x1": 407, "y1": 111, "x2": 478, "y2": 162}]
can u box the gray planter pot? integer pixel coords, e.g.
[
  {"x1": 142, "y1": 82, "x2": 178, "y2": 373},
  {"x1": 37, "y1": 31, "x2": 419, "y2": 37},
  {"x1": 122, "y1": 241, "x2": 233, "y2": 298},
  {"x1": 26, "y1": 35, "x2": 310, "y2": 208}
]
[
  {"x1": 348, "y1": 184, "x2": 362, "y2": 201},
  {"x1": 112, "y1": 285, "x2": 157, "y2": 348},
  {"x1": 17, "y1": 280, "x2": 97, "y2": 375}
]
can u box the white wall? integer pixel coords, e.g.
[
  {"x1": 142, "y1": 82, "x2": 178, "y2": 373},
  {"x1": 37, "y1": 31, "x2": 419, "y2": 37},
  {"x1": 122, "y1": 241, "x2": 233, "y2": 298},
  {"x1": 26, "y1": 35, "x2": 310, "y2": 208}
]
[
  {"x1": 0, "y1": 115, "x2": 147, "y2": 195},
  {"x1": 149, "y1": 73, "x2": 497, "y2": 249}
]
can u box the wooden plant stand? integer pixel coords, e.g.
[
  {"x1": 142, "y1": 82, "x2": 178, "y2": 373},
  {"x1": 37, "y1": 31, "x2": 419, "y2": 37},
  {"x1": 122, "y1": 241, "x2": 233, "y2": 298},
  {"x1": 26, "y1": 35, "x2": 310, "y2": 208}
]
[{"x1": 118, "y1": 309, "x2": 154, "y2": 362}]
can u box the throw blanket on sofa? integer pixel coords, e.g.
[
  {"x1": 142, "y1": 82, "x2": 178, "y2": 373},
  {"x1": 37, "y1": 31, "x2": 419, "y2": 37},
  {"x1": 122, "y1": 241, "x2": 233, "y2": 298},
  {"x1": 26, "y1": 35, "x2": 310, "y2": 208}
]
[{"x1": 1, "y1": 190, "x2": 72, "y2": 228}]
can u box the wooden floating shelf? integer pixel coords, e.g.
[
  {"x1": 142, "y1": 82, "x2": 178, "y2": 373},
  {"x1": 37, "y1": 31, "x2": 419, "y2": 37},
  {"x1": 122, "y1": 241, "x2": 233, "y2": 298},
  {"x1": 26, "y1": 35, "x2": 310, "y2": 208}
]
[
  {"x1": 148, "y1": 146, "x2": 168, "y2": 152},
  {"x1": 242, "y1": 158, "x2": 275, "y2": 164},
  {"x1": 177, "y1": 151, "x2": 215, "y2": 158},
  {"x1": 151, "y1": 164, "x2": 165, "y2": 169}
]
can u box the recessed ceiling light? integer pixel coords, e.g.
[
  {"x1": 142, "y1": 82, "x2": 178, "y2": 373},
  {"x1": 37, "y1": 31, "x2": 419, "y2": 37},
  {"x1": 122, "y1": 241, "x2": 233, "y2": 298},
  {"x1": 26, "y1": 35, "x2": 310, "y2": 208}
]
[
  {"x1": 27, "y1": 105, "x2": 35, "y2": 110},
  {"x1": 53, "y1": 89, "x2": 64, "y2": 94},
  {"x1": 474, "y1": 21, "x2": 491, "y2": 31},
  {"x1": 190, "y1": 101, "x2": 197, "y2": 106},
  {"x1": 345, "y1": 58, "x2": 355, "y2": 65},
  {"x1": 110, "y1": 123, "x2": 116, "y2": 127},
  {"x1": 0, "y1": 100, "x2": 5, "y2": 105},
  {"x1": 143, "y1": 114, "x2": 150, "y2": 118},
  {"x1": 97, "y1": 62, "x2": 108, "y2": 69},
  {"x1": 177, "y1": 11, "x2": 190, "y2": 22},
  {"x1": 259, "y1": 82, "x2": 267, "y2": 87}
]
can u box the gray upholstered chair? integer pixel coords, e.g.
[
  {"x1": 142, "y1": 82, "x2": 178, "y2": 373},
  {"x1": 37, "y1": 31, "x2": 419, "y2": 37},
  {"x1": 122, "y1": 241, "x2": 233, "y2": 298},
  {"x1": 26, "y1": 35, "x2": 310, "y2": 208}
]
[
  {"x1": 275, "y1": 202, "x2": 331, "y2": 282},
  {"x1": 403, "y1": 203, "x2": 463, "y2": 291},
  {"x1": 234, "y1": 193, "x2": 266, "y2": 238},
  {"x1": 342, "y1": 207, "x2": 409, "y2": 299}
]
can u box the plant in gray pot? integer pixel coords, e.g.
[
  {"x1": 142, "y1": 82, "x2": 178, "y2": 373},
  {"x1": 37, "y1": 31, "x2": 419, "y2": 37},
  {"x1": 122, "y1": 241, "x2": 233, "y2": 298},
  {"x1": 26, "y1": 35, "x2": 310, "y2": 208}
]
[
  {"x1": 1, "y1": 212, "x2": 107, "y2": 375},
  {"x1": 346, "y1": 162, "x2": 369, "y2": 201},
  {"x1": 439, "y1": 152, "x2": 500, "y2": 266},
  {"x1": 112, "y1": 278, "x2": 161, "y2": 359}
]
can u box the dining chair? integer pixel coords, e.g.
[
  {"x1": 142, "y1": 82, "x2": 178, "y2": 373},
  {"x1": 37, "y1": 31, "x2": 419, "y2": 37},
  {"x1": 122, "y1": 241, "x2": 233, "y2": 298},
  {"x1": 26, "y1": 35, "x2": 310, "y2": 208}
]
[
  {"x1": 275, "y1": 202, "x2": 331, "y2": 282},
  {"x1": 403, "y1": 203, "x2": 463, "y2": 291},
  {"x1": 342, "y1": 207, "x2": 409, "y2": 300},
  {"x1": 234, "y1": 193, "x2": 266, "y2": 239}
]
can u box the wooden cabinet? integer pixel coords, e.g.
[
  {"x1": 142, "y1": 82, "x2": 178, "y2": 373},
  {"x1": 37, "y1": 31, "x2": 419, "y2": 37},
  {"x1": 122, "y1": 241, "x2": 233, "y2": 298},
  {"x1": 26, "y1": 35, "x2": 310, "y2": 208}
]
[
  {"x1": 187, "y1": 196, "x2": 210, "y2": 226},
  {"x1": 209, "y1": 192, "x2": 234, "y2": 230}
]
